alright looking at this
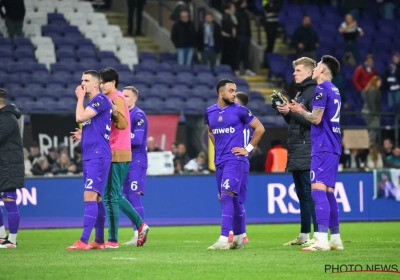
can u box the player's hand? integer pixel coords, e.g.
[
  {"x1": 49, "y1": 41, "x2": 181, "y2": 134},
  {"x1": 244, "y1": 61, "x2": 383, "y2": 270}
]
[
  {"x1": 288, "y1": 100, "x2": 306, "y2": 114},
  {"x1": 75, "y1": 85, "x2": 86, "y2": 99},
  {"x1": 231, "y1": 147, "x2": 248, "y2": 156},
  {"x1": 277, "y1": 104, "x2": 290, "y2": 114},
  {"x1": 111, "y1": 101, "x2": 118, "y2": 116},
  {"x1": 70, "y1": 128, "x2": 82, "y2": 141},
  {"x1": 217, "y1": 193, "x2": 221, "y2": 200}
]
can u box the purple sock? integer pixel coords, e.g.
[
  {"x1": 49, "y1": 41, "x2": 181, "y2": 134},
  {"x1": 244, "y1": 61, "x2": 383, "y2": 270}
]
[
  {"x1": 327, "y1": 192, "x2": 340, "y2": 234},
  {"x1": 80, "y1": 201, "x2": 98, "y2": 244},
  {"x1": 94, "y1": 201, "x2": 106, "y2": 244},
  {"x1": 311, "y1": 190, "x2": 330, "y2": 233},
  {"x1": 127, "y1": 194, "x2": 145, "y2": 231},
  {"x1": 0, "y1": 207, "x2": 4, "y2": 227},
  {"x1": 220, "y1": 193, "x2": 234, "y2": 237},
  {"x1": 240, "y1": 204, "x2": 246, "y2": 235},
  {"x1": 4, "y1": 201, "x2": 20, "y2": 234},
  {"x1": 232, "y1": 196, "x2": 245, "y2": 235}
]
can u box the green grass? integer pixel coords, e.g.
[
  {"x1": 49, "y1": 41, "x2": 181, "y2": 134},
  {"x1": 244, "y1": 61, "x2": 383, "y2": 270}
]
[{"x1": 0, "y1": 222, "x2": 399, "y2": 280}]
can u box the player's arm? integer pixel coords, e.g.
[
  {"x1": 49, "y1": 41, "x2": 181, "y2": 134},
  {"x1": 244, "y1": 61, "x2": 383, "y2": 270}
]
[
  {"x1": 208, "y1": 125, "x2": 215, "y2": 146},
  {"x1": 248, "y1": 118, "x2": 265, "y2": 149},
  {"x1": 298, "y1": 107, "x2": 324, "y2": 125},
  {"x1": 131, "y1": 113, "x2": 146, "y2": 146},
  {"x1": 112, "y1": 97, "x2": 128, "y2": 130},
  {"x1": 75, "y1": 95, "x2": 96, "y2": 123}
]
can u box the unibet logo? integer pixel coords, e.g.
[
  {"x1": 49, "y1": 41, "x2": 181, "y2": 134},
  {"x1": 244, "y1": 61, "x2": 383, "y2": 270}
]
[{"x1": 212, "y1": 127, "x2": 235, "y2": 134}]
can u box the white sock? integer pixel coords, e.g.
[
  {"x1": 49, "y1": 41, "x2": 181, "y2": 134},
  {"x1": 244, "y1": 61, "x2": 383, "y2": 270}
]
[
  {"x1": 0, "y1": 226, "x2": 6, "y2": 238},
  {"x1": 219, "y1": 236, "x2": 228, "y2": 242},
  {"x1": 330, "y1": 233, "x2": 341, "y2": 244},
  {"x1": 8, "y1": 233, "x2": 17, "y2": 244},
  {"x1": 234, "y1": 235, "x2": 240, "y2": 242},
  {"x1": 134, "y1": 230, "x2": 138, "y2": 238},
  {"x1": 229, "y1": 230, "x2": 233, "y2": 235},
  {"x1": 313, "y1": 232, "x2": 319, "y2": 240},
  {"x1": 243, "y1": 233, "x2": 247, "y2": 238},
  {"x1": 318, "y1": 232, "x2": 329, "y2": 246},
  {"x1": 299, "y1": 233, "x2": 310, "y2": 241}
]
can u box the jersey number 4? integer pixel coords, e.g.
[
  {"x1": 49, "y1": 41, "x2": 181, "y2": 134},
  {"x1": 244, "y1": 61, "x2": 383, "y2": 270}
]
[
  {"x1": 221, "y1": 179, "x2": 230, "y2": 190},
  {"x1": 330, "y1": 99, "x2": 341, "y2": 123}
]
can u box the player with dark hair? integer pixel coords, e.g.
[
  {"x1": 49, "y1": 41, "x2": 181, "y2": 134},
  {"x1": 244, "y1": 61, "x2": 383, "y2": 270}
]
[
  {"x1": 206, "y1": 79, "x2": 265, "y2": 250},
  {"x1": 121, "y1": 86, "x2": 149, "y2": 246},
  {"x1": 235, "y1": 92, "x2": 249, "y2": 106},
  {"x1": 0, "y1": 88, "x2": 24, "y2": 249},
  {"x1": 67, "y1": 70, "x2": 112, "y2": 250},
  {"x1": 289, "y1": 55, "x2": 344, "y2": 251},
  {"x1": 98, "y1": 67, "x2": 149, "y2": 248}
]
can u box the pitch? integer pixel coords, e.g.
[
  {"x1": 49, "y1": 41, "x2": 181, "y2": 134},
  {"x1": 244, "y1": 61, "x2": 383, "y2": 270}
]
[{"x1": 0, "y1": 222, "x2": 398, "y2": 280}]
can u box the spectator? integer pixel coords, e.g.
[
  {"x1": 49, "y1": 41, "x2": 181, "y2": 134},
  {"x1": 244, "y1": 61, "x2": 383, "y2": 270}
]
[
  {"x1": 46, "y1": 147, "x2": 58, "y2": 165},
  {"x1": 184, "y1": 151, "x2": 209, "y2": 174},
  {"x1": 23, "y1": 148, "x2": 32, "y2": 176},
  {"x1": 343, "y1": 0, "x2": 366, "y2": 20},
  {"x1": 170, "y1": 0, "x2": 194, "y2": 22},
  {"x1": 28, "y1": 141, "x2": 40, "y2": 164},
  {"x1": 361, "y1": 75, "x2": 381, "y2": 144},
  {"x1": 171, "y1": 11, "x2": 196, "y2": 66},
  {"x1": 366, "y1": 144, "x2": 384, "y2": 169},
  {"x1": 340, "y1": 148, "x2": 364, "y2": 169},
  {"x1": 221, "y1": 2, "x2": 238, "y2": 72},
  {"x1": 127, "y1": 0, "x2": 146, "y2": 36},
  {"x1": 291, "y1": 16, "x2": 319, "y2": 60},
  {"x1": 171, "y1": 142, "x2": 178, "y2": 156},
  {"x1": 147, "y1": 136, "x2": 162, "y2": 152},
  {"x1": 264, "y1": 140, "x2": 288, "y2": 173},
  {"x1": 51, "y1": 152, "x2": 76, "y2": 175},
  {"x1": 339, "y1": 13, "x2": 364, "y2": 65},
  {"x1": 72, "y1": 146, "x2": 83, "y2": 174},
  {"x1": 262, "y1": 0, "x2": 283, "y2": 61},
  {"x1": 382, "y1": 138, "x2": 393, "y2": 157},
  {"x1": 383, "y1": 53, "x2": 400, "y2": 110},
  {"x1": 234, "y1": 0, "x2": 256, "y2": 76},
  {"x1": 248, "y1": 146, "x2": 265, "y2": 172},
  {"x1": 387, "y1": 146, "x2": 400, "y2": 165},
  {"x1": 378, "y1": 0, "x2": 395, "y2": 20},
  {"x1": 0, "y1": 0, "x2": 25, "y2": 39},
  {"x1": 174, "y1": 143, "x2": 190, "y2": 173},
  {"x1": 197, "y1": 12, "x2": 222, "y2": 70},
  {"x1": 352, "y1": 54, "x2": 378, "y2": 98},
  {"x1": 30, "y1": 156, "x2": 53, "y2": 176}
]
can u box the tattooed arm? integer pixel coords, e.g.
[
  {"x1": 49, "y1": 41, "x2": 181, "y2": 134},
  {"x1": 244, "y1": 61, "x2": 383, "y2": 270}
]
[{"x1": 299, "y1": 108, "x2": 324, "y2": 125}]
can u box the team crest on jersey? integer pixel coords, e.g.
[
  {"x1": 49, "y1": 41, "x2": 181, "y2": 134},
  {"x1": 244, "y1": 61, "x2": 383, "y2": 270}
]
[
  {"x1": 316, "y1": 93, "x2": 323, "y2": 100},
  {"x1": 92, "y1": 102, "x2": 100, "y2": 107},
  {"x1": 218, "y1": 115, "x2": 223, "y2": 122},
  {"x1": 138, "y1": 119, "x2": 144, "y2": 125}
]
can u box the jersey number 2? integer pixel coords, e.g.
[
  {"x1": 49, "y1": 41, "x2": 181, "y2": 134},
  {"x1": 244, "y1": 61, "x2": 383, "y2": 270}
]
[{"x1": 330, "y1": 99, "x2": 341, "y2": 123}]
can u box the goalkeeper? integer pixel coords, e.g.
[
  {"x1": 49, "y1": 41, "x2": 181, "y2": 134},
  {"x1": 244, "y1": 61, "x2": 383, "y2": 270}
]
[{"x1": 273, "y1": 57, "x2": 320, "y2": 247}]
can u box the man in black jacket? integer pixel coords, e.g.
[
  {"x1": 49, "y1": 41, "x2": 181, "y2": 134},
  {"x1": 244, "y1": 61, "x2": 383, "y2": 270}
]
[
  {"x1": 197, "y1": 12, "x2": 222, "y2": 70},
  {"x1": 0, "y1": 0, "x2": 25, "y2": 39},
  {"x1": 127, "y1": 0, "x2": 146, "y2": 36},
  {"x1": 276, "y1": 57, "x2": 319, "y2": 246},
  {"x1": 0, "y1": 88, "x2": 24, "y2": 248},
  {"x1": 171, "y1": 11, "x2": 196, "y2": 66}
]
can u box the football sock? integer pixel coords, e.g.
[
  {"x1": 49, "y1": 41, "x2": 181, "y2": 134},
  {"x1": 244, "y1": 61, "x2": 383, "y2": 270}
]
[
  {"x1": 0, "y1": 207, "x2": 6, "y2": 238},
  {"x1": 232, "y1": 196, "x2": 245, "y2": 236},
  {"x1": 80, "y1": 201, "x2": 98, "y2": 244},
  {"x1": 4, "y1": 201, "x2": 19, "y2": 244},
  {"x1": 312, "y1": 190, "x2": 330, "y2": 245},
  {"x1": 327, "y1": 192, "x2": 341, "y2": 242},
  {"x1": 220, "y1": 193, "x2": 234, "y2": 239},
  {"x1": 127, "y1": 193, "x2": 145, "y2": 231},
  {"x1": 94, "y1": 201, "x2": 106, "y2": 244}
]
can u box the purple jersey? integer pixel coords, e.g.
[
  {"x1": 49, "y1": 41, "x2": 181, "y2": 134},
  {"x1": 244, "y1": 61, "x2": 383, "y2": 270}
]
[
  {"x1": 129, "y1": 106, "x2": 148, "y2": 167},
  {"x1": 311, "y1": 80, "x2": 342, "y2": 155},
  {"x1": 81, "y1": 93, "x2": 112, "y2": 160},
  {"x1": 205, "y1": 103, "x2": 256, "y2": 166}
]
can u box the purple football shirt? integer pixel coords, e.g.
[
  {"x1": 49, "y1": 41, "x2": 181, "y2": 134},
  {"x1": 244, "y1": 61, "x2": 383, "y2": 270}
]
[
  {"x1": 311, "y1": 80, "x2": 342, "y2": 155},
  {"x1": 206, "y1": 103, "x2": 256, "y2": 165},
  {"x1": 129, "y1": 106, "x2": 148, "y2": 167},
  {"x1": 81, "y1": 93, "x2": 112, "y2": 160}
]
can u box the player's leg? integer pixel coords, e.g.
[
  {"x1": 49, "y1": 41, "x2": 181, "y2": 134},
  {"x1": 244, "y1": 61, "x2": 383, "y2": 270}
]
[
  {"x1": 302, "y1": 153, "x2": 331, "y2": 252},
  {"x1": 117, "y1": 162, "x2": 149, "y2": 247},
  {"x1": 67, "y1": 159, "x2": 105, "y2": 250},
  {"x1": 0, "y1": 191, "x2": 19, "y2": 248},
  {"x1": 284, "y1": 171, "x2": 310, "y2": 246},
  {"x1": 301, "y1": 170, "x2": 319, "y2": 246},
  {"x1": 207, "y1": 162, "x2": 239, "y2": 250},
  {"x1": 0, "y1": 193, "x2": 7, "y2": 242},
  {"x1": 327, "y1": 154, "x2": 343, "y2": 250},
  {"x1": 122, "y1": 166, "x2": 146, "y2": 245}
]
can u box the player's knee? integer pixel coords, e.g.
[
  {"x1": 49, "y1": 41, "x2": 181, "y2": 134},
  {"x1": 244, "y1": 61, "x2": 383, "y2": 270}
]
[
  {"x1": 84, "y1": 190, "x2": 99, "y2": 202},
  {"x1": 2, "y1": 198, "x2": 15, "y2": 202},
  {"x1": 311, "y1": 182, "x2": 326, "y2": 191}
]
